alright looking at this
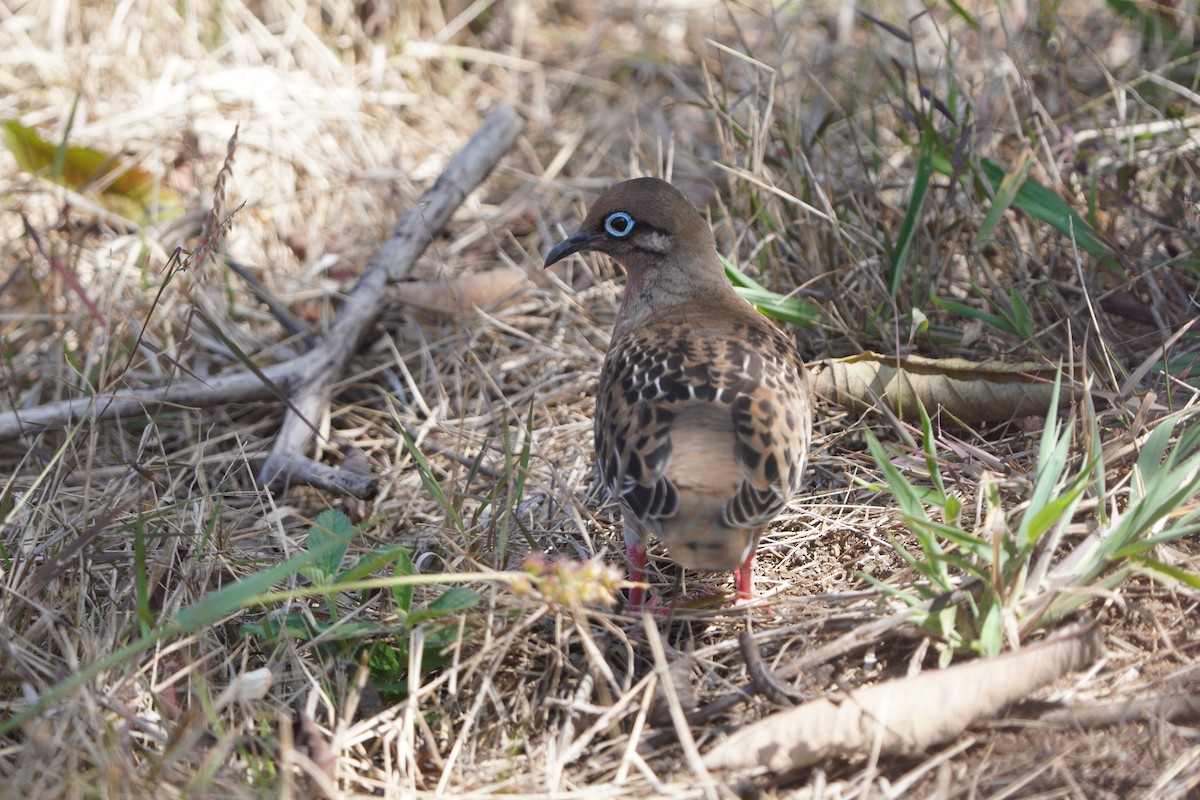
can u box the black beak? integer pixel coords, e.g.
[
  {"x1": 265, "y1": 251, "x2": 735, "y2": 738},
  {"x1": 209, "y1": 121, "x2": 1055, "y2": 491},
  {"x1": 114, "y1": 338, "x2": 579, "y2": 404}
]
[{"x1": 544, "y1": 230, "x2": 600, "y2": 268}]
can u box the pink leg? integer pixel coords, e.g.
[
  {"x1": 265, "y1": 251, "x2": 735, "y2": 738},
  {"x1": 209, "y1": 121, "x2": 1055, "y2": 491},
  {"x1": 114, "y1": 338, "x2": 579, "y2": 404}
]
[
  {"x1": 733, "y1": 552, "x2": 755, "y2": 603},
  {"x1": 626, "y1": 540, "x2": 647, "y2": 612}
]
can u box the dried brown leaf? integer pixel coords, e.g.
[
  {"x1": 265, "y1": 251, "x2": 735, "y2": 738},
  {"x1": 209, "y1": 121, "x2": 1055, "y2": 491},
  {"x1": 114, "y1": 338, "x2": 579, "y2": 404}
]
[
  {"x1": 703, "y1": 619, "x2": 1102, "y2": 774},
  {"x1": 810, "y1": 352, "x2": 1084, "y2": 423},
  {"x1": 393, "y1": 266, "x2": 527, "y2": 317}
]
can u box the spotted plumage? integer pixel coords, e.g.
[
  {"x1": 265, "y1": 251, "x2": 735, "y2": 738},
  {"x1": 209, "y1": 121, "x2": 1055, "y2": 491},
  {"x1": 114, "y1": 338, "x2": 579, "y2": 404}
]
[{"x1": 545, "y1": 177, "x2": 812, "y2": 609}]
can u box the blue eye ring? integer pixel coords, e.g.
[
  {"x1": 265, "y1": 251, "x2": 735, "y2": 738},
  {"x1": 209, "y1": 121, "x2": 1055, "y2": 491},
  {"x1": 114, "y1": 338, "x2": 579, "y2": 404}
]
[{"x1": 604, "y1": 211, "x2": 634, "y2": 237}]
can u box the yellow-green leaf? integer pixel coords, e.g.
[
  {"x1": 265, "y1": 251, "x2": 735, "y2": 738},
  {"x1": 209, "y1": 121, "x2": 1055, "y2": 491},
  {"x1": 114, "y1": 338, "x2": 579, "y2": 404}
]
[{"x1": 2, "y1": 120, "x2": 183, "y2": 224}]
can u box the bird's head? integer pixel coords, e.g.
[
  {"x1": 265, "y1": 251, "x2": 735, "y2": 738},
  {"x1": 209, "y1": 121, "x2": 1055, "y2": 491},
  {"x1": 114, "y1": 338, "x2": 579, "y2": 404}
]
[{"x1": 543, "y1": 177, "x2": 717, "y2": 276}]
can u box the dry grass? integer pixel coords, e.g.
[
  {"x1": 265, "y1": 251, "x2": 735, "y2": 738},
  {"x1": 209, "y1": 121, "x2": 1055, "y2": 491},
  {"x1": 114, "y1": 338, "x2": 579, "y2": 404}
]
[{"x1": 3, "y1": 0, "x2": 1200, "y2": 797}]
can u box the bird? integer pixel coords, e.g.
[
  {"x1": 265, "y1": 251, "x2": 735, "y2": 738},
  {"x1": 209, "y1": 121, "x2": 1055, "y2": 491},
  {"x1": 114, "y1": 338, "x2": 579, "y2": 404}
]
[{"x1": 544, "y1": 177, "x2": 813, "y2": 610}]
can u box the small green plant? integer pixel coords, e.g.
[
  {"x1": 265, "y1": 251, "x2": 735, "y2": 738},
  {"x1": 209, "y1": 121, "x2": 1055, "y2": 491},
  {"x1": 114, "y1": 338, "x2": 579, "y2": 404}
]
[
  {"x1": 863, "y1": 371, "x2": 1200, "y2": 664},
  {"x1": 722, "y1": 255, "x2": 820, "y2": 327},
  {"x1": 933, "y1": 282, "x2": 1035, "y2": 341},
  {"x1": 369, "y1": 546, "x2": 481, "y2": 699},
  {"x1": 400, "y1": 406, "x2": 543, "y2": 570},
  {"x1": 241, "y1": 510, "x2": 480, "y2": 700}
]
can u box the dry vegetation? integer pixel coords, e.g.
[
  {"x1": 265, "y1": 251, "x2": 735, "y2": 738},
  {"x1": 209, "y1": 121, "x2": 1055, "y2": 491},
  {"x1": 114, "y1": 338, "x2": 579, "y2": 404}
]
[{"x1": 2, "y1": 0, "x2": 1200, "y2": 797}]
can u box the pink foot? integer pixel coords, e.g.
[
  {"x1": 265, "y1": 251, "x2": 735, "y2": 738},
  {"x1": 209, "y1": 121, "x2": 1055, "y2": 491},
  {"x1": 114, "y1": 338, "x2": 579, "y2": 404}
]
[
  {"x1": 625, "y1": 541, "x2": 650, "y2": 612},
  {"x1": 626, "y1": 545, "x2": 769, "y2": 613},
  {"x1": 623, "y1": 542, "x2": 674, "y2": 615},
  {"x1": 732, "y1": 552, "x2": 775, "y2": 612},
  {"x1": 733, "y1": 552, "x2": 756, "y2": 604}
]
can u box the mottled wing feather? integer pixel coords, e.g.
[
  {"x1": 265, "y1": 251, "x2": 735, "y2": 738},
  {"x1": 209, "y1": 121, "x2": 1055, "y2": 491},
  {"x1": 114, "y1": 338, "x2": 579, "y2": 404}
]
[
  {"x1": 723, "y1": 328, "x2": 812, "y2": 529},
  {"x1": 595, "y1": 335, "x2": 685, "y2": 525},
  {"x1": 595, "y1": 313, "x2": 810, "y2": 533}
]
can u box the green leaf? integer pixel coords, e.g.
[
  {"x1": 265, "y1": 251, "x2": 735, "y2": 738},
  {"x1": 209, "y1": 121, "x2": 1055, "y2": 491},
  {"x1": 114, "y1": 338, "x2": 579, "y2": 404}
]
[
  {"x1": 1021, "y1": 472, "x2": 1089, "y2": 546},
  {"x1": 338, "y1": 545, "x2": 411, "y2": 584},
  {"x1": 241, "y1": 613, "x2": 322, "y2": 642},
  {"x1": 918, "y1": 399, "x2": 947, "y2": 499},
  {"x1": 400, "y1": 426, "x2": 465, "y2": 531},
  {"x1": 2, "y1": 119, "x2": 183, "y2": 224},
  {"x1": 1016, "y1": 370, "x2": 1072, "y2": 548},
  {"x1": 865, "y1": 431, "x2": 932, "y2": 526},
  {"x1": 366, "y1": 642, "x2": 404, "y2": 676},
  {"x1": 889, "y1": 134, "x2": 935, "y2": 297},
  {"x1": 1009, "y1": 288, "x2": 1034, "y2": 340},
  {"x1": 931, "y1": 152, "x2": 1111, "y2": 257},
  {"x1": 1113, "y1": 516, "x2": 1200, "y2": 558},
  {"x1": 308, "y1": 509, "x2": 355, "y2": 578},
  {"x1": 392, "y1": 548, "x2": 415, "y2": 619},
  {"x1": 407, "y1": 587, "x2": 480, "y2": 625},
  {"x1": 975, "y1": 149, "x2": 1032, "y2": 244},
  {"x1": 174, "y1": 549, "x2": 317, "y2": 630},
  {"x1": 931, "y1": 295, "x2": 1015, "y2": 335},
  {"x1": 1132, "y1": 412, "x2": 1179, "y2": 490},
  {"x1": 943, "y1": 0, "x2": 980, "y2": 29},
  {"x1": 974, "y1": 602, "x2": 1003, "y2": 657},
  {"x1": 422, "y1": 622, "x2": 469, "y2": 653},
  {"x1": 722, "y1": 256, "x2": 820, "y2": 326},
  {"x1": 1129, "y1": 555, "x2": 1200, "y2": 590},
  {"x1": 733, "y1": 286, "x2": 822, "y2": 326}
]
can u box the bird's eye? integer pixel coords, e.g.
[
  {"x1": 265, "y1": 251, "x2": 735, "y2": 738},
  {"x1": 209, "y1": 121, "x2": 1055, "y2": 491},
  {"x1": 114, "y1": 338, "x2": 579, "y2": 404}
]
[{"x1": 604, "y1": 211, "x2": 634, "y2": 237}]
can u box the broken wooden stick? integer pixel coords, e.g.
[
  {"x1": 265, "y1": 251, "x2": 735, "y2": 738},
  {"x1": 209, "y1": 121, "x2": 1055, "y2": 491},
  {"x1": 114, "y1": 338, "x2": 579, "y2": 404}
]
[
  {"x1": 257, "y1": 102, "x2": 524, "y2": 495},
  {"x1": 0, "y1": 103, "x2": 525, "y2": 499}
]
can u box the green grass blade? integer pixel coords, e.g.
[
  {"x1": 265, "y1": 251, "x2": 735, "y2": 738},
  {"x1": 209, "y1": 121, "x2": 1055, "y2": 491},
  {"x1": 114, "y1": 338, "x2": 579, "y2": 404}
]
[
  {"x1": 889, "y1": 135, "x2": 934, "y2": 297},
  {"x1": 932, "y1": 153, "x2": 1111, "y2": 257},
  {"x1": 399, "y1": 425, "x2": 465, "y2": 532},
  {"x1": 975, "y1": 149, "x2": 1032, "y2": 244},
  {"x1": 392, "y1": 547, "x2": 415, "y2": 619},
  {"x1": 1129, "y1": 555, "x2": 1200, "y2": 590},
  {"x1": 931, "y1": 295, "x2": 1015, "y2": 334},
  {"x1": 1009, "y1": 288, "x2": 1034, "y2": 340},
  {"x1": 722, "y1": 256, "x2": 820, "y2": 326},
  {"x1": 406, "y1": 587, "x2": 481, "y2": 625},
  {"x1": 174, "y1": 546, "x2": 326, "y2": 631}
]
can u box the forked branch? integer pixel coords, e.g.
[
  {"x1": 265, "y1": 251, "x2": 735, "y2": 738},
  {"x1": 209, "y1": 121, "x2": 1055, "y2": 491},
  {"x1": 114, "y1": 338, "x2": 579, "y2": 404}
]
[{"x1": 0, "y1": 104, "x2": 525, "y2": 499}]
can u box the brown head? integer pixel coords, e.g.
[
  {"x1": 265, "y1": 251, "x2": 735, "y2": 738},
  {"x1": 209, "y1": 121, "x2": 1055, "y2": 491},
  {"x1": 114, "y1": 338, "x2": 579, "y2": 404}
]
[{"x1": 544, "y1": 177, "x2": 736, "y2": 324}]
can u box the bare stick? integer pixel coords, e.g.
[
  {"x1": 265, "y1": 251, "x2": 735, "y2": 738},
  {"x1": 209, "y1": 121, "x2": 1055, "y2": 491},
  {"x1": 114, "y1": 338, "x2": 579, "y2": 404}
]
[
  {"x1": 738, "y1": 625, "x2": 802, "y2": 706},
  {"x1": 0, "y1": 104, "x2": 525, "y2": 499}
]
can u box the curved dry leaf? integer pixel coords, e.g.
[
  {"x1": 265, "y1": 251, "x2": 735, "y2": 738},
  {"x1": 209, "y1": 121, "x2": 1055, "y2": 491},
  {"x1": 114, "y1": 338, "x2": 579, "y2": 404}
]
[
  {"x1": 3, "y1": 120, "x2": 184, "y2": 224},
  {"x1": 392, "y1": 265, "x2": 527, "y2": 316},
  {"x1": 703, "y1": 619, "x2": 1101, "y2": 774},
  {"x1": 810, "y1": 352, "x2": 1083, "y2": 423}
]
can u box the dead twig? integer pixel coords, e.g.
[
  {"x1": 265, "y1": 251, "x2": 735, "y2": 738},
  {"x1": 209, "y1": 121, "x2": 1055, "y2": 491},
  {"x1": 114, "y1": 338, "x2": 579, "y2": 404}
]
[
  {"x1": 223, "y1": 256, "x2": 317, "y2": 349},
  {"x1": 258, "y1": 102, "x2": 524, "y2": 495},
  {"x1": 691, "y1": 587, "x2": 973, "y2": 725},
  {"x1": 738, "y1": 623, "x2": 803, "y2": 706},
  {"x1": 1033, "y1": 691, "x2": 1200, "y2": 729},
  {"x1": 0, "y1": 104, "x2": 525, "y2": 501}
]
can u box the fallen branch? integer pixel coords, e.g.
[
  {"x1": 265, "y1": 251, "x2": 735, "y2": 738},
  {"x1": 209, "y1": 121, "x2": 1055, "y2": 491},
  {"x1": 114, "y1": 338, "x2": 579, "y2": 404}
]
[
  {"x1": 0, "y1": 103, "x2": 525, "y2": 499},
  {"x1": 257, "y1": 103, "x2": 524, "y2": 494}
]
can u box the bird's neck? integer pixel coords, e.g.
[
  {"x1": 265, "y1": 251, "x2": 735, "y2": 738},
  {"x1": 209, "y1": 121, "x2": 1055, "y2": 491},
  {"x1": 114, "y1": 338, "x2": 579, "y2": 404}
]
[{"x1": 615, "y1": 251, "x2": 741, "y2": 332}]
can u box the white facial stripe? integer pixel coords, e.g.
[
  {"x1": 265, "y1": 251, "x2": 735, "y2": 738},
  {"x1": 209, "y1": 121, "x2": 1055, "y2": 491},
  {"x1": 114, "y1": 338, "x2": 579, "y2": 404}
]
[{"x1": 638, "y1": 231, "x2": 672, "y2": 253}]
